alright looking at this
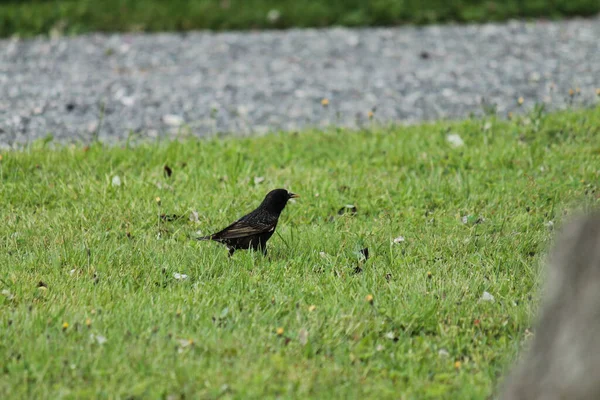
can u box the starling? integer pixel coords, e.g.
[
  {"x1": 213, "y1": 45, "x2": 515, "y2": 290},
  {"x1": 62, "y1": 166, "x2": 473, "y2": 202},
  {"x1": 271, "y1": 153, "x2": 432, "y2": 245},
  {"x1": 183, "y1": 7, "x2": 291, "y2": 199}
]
[{"x1": 197, "y1": 188, "x2": 299, "y2": 256}]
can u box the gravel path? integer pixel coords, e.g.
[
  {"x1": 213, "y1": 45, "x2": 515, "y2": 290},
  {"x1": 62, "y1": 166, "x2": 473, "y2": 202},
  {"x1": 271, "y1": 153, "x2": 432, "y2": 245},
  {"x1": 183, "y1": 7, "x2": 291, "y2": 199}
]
[{"x1": 1, "y1": 17, "x2": 599, "y2": 145}]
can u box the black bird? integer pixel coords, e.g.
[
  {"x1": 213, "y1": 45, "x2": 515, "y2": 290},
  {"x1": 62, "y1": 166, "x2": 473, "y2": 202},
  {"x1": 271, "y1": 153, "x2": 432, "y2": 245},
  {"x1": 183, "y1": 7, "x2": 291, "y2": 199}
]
[{"x1": 198, "y1": 188, "x2": 299, "y2": 256}]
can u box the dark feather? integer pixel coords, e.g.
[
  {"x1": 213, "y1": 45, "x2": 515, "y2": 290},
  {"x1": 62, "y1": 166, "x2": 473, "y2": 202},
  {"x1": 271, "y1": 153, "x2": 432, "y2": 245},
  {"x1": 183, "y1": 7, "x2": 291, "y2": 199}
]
[{"x1": 197, "y1": 188, "x2": 298, "y2": 255}]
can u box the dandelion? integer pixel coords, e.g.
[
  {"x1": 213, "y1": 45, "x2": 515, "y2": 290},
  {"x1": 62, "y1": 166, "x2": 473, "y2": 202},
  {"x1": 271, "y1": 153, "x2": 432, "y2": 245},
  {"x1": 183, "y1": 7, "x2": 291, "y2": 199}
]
[
  {"x1": 85, "y1": 318, "x2": 92, "y2": 328},
  {"x1": 427, "y1": 271, "x2": 432, "y2": 279},
  {"x1": 367, "y1": 110, "x2": 374, "y2": 119},
  {"x1": 308, "y1": 305, "x2": 316, "y2": 312},
  {"x1": 569, "y1": 88, "x2": 575, "y2": 96},
  {"x1": 321, "y1": 98, "x2": 329, "y2": 106},
  {"x1": 62, "y1": 322, "x2": 69, "y2": 330},
  {"x1": 454, "y1": 361, "x2": 462, "y2": 369},
  {"x1": 276, "y1": 327, "x2": 284, "y2": 336},
  {"x1": 517, "y1": 97, "x2": 524, "y2": 105},
  {"x1": 596, "y1": 88, "x2": 600, "y2": 96},
  {"x1": 366, "y1": 294, "x2": 374, "y2": 304},
  {"x1": 155, "y1": 197, "x2": 161, "y2": 205}
]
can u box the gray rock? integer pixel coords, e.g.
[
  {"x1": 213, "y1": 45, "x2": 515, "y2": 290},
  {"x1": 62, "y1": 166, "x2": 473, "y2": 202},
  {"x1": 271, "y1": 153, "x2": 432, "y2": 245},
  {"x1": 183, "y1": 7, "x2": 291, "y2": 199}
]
[{"x1": 500, "y1": 213, "x2": 600, "y2": 400}]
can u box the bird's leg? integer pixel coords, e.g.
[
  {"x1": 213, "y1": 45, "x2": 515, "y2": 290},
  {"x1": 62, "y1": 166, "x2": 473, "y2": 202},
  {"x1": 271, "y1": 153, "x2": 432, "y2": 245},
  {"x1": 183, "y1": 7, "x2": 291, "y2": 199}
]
[{"x1": 228, "y1": 247, "x2": 235, "y2": 257}]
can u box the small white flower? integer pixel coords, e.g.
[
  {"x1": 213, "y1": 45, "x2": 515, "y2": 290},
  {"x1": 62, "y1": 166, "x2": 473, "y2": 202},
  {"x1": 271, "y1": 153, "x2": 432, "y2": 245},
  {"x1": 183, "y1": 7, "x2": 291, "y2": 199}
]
[
  {"x1": 446, "y1": 133, "x2": 464, "y2": 147},
  {"x1": 438, "y1": 349, "x2": 450, "y2": 357},
  {"x1": 384, "y1": 331, "x2": 396, "y2": 340},
  {"x1": 253, "y1": 176, "x2": 265, "y2": 184},
  {"x1": 90, "y1": 333, "x2": 107, "y2": 345},
  {"x1": 393, "y1": 236, "x2": 405, "y2": 244},
  {"x1": 111, "y1": 175, "x2": 121, "y2": 187},
  {"x1": 480, "y1": 291, "x2": 495, "y2": 302},
  {"x1": 267, "y1": 9, "x2": 281, "y2": 23},
  {"x1": 173, "y1": 273, "x2": 188, "y2": 280},
  {"x1": 189, "y1": 211, "x2": 199, "y2": 223}
]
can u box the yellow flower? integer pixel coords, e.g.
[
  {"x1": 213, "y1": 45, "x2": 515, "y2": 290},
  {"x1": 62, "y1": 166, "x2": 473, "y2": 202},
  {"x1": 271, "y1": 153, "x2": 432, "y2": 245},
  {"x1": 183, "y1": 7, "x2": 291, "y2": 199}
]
[
  {"x1": 366, "y1": 294, "x2": 374, "y2": 304},
  {"x1": 85, "y1": 318, "x2": 92, "y2": 327},
  {"x1": 276, "y1": 327, "x2": 284, "y2": 336},
  {"x1": 155, "y1": 197, "x2": 161, "y2": 205},
  {"x1": 454, "y1": 361, "x2": 462, "y2": 369},
  {"x1": 569, "y1": 88, "x2": 575, "y2": 96},
  {"x1": 62, "y1": 322, "x2": 69, "y2": 330},
  {"x1": 367, "y1": 111, "x2": 374, "y2": 119},
  {"x1": 596, "y1": 88, "x2": 600, "y2": 96},
  {"x1": 308, "y1": 305, "x2": 316, "y2": 312},
  {"x1": 321, "y1": 98, "x2": 329, "y2": 106},
  {"x1": 517, "y1": 97, "x2": 524, "y2": 105},
  {"x1": 427, "y1": 271, "x2": 432, "y2": 279}
]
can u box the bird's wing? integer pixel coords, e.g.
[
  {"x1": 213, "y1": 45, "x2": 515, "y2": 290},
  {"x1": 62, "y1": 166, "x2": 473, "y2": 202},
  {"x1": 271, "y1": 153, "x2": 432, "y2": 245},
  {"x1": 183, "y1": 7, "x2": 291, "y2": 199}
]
[{"x1": 208, "y1": 218, "x2": 276, "y2": 240}]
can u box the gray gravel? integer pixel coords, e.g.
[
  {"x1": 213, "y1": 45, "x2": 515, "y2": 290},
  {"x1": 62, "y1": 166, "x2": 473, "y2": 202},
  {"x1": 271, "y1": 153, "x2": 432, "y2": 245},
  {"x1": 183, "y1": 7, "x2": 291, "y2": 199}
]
[{"x1": 1, "y1": 17, "x2": 599, "y2": 145}]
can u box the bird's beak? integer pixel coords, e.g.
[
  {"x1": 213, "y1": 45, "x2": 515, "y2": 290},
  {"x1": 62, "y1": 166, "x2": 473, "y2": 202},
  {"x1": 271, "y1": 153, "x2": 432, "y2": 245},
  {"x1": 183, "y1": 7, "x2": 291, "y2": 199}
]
[{"x1": 289, "y1": 192, "x2": 300, "y2": 199}]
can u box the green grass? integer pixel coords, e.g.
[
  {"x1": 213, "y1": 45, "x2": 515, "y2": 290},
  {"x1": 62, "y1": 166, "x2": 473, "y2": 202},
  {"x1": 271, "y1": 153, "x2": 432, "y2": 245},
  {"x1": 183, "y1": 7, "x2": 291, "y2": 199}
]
[
  {"x1": 1, "y1": 107, "x2": 599, "y2": 398},
  {"x1": 1, "y1": 0, "x2": 599, "y2": 38}
]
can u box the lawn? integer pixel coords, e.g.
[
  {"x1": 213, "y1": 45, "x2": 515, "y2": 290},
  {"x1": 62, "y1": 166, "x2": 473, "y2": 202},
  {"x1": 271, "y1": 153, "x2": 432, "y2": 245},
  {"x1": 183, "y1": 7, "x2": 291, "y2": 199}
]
[
  {"x1": 1, "y1": 107, "x2": 599, "y2": 398},
  {"x1": 1, "y1": 0, "x2": 599, "y2": 38}
]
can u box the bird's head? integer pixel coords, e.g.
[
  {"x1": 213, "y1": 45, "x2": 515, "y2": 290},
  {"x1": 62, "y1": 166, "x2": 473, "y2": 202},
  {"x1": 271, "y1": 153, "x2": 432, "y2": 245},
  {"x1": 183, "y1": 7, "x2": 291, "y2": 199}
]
[{"x1": 261, "y1": 188, "x2": 299, "y2": 214}]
